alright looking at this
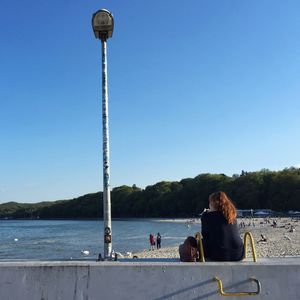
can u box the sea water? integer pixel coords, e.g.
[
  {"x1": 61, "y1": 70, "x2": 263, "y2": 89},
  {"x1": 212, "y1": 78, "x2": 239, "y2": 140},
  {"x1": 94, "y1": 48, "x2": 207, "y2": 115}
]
[{"x1": 0, "y1": 219, "x2": 200, "y2": 260}]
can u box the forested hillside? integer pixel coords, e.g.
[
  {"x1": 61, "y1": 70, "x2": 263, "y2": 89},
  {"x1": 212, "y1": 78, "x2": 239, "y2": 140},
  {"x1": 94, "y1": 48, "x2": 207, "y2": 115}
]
[{"x1": 1, "y1": 167, "x2": 299, "y2": 219}]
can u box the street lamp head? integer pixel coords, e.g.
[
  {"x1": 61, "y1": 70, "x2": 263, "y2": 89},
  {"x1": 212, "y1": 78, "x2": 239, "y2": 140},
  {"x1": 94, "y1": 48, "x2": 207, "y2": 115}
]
[{"x1": 92, "y1": 9, "x2": 114, "y2": 40}]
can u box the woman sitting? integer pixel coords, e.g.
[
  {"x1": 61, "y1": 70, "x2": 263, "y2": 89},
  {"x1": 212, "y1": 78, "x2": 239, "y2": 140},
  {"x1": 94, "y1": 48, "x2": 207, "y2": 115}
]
[{"x1": 201, "y1": 191, "x2": 244, "y2": 261}]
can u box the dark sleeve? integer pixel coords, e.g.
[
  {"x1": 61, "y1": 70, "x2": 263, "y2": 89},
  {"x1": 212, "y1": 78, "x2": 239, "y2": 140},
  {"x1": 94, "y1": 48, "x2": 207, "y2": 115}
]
[{"x1": 201, "y1": 213, "x2": 209, "y2": 240}]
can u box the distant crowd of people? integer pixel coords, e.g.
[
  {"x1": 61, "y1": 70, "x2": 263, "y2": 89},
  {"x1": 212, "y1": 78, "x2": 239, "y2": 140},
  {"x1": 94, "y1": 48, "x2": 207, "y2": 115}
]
[
  {"x1": 239, "y1": 216, "x2": 296, "y2": 233},
  {"x1": 239, "y1": 220, "x2": 255, "y2": 228}
]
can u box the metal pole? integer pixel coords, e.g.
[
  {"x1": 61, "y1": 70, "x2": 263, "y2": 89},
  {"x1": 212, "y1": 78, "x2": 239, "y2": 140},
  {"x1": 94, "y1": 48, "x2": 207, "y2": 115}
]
[{"x1": 101, "y1": 37, "x2": 112, "y2": 259}]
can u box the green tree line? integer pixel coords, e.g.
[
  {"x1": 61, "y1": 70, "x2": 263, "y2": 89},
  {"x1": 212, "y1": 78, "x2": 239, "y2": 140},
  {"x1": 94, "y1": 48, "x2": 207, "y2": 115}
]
[{"x1": 1, "y1": 167, "x2": 299, "y2": 219}]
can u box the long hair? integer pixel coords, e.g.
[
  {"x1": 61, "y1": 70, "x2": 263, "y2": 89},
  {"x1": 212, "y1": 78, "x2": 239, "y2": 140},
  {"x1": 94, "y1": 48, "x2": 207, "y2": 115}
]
[{"x1": 209, "y1": 191, "x2": 237, "y2": 224}]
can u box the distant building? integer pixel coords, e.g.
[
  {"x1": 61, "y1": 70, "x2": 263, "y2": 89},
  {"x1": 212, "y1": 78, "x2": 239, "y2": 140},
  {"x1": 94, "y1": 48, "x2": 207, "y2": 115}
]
[
  {"x1": 237, "y1": 209, "x2": 253, "y2": 217},
  {"x1": 254, "y1": 210, "x2": 272, "y2": 217},
  {"x1": 237, "y1": 209, "x2": 273, "y2": 217},
  {"x1": 288, "y1": 211, "x2": 300, "y2": 218}
]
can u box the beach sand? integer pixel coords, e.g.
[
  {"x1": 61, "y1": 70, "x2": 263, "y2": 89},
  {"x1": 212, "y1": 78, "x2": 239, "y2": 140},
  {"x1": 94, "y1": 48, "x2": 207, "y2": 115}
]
[{"x1": 133, "y1": 217, "x2": 300, "y2": 259}]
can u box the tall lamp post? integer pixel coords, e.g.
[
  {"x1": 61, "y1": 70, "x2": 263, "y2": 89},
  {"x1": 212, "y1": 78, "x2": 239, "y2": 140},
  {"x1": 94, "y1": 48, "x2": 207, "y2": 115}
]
[{"x1": 92, "y1": 9, "x2": 114, "y2": 259}]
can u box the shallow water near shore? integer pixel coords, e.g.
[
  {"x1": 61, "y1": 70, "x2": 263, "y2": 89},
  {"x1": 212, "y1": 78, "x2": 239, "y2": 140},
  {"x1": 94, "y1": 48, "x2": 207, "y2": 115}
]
[{"x1": 0, "y1": 219, "x2": 200, "y2": 260}]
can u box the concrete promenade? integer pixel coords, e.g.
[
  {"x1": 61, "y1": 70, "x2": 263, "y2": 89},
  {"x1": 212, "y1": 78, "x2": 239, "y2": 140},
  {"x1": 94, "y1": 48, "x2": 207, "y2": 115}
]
[{"x1": 0, "y1": 258, "x2": 299, "y2": 300}]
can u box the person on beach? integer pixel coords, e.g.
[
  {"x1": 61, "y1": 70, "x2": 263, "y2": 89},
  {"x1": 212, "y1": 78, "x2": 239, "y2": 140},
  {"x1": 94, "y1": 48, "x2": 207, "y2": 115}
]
[
  {"x1": 156, "y1": 232, "x2": 161, "y2": 249},
  {"x1": 258, "y1": 234, "x2": 267, "y2": 243},
  {"x1": 201, "y1": 191, "x2": 244, "y2": 261},
  {"x1": 149, "y1": 233, "x2": 155, "y2": 251},
  {"x1": 179, "y1": 236, "x2": 198, "y2": 262}
]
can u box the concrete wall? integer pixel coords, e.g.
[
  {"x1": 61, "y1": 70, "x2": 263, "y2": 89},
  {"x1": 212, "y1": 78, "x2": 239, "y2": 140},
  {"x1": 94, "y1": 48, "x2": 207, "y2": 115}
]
[{"x1": 0, "y1": 258, "x2": 299, "y2": 300}]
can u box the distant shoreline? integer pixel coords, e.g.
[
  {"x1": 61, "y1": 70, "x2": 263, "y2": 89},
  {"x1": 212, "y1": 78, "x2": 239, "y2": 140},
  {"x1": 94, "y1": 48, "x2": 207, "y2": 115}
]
[{"x1": 1, "y1": 215, "x2": 299, "y2": 221}]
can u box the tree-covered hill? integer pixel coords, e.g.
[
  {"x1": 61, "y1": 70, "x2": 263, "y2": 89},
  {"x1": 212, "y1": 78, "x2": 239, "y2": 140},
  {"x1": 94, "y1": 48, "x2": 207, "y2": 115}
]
[{"x1": 1, "y1": 167, "x2": 299, "y2": 219}]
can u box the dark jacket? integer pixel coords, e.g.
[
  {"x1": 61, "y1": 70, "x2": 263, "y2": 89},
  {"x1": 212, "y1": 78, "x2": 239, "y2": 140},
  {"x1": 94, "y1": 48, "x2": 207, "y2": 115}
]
[{"x1": 201, "y1": 211, "x2": 244, "y2": 261}]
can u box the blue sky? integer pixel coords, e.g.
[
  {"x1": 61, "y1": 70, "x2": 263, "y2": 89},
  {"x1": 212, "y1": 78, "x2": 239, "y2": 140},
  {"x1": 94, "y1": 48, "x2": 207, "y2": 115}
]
[{"x1": 1, "y1": 0, "x2": 299, "y2": 203}]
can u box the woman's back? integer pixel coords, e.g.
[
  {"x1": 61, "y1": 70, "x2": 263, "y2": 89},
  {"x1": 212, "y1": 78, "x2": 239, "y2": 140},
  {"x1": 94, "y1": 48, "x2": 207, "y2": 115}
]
[{"x1": 201, "y1": 211, "x2": 244, "y2": 261}]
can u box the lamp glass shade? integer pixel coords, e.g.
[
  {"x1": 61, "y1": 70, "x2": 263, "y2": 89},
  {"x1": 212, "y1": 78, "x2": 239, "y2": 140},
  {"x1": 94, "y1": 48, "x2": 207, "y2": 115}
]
[
  {"x1": 92, "y1": 9, "x2": 114, "y2": 39},
  {"x1": 94, "y1": 12, "x2": 113, "y2": 27}
]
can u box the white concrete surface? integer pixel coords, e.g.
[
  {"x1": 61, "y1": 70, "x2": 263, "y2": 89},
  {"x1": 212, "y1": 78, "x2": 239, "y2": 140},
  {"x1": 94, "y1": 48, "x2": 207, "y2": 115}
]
[{"x1": 0, "y1": 258, "x2": 299, "y2": 300}]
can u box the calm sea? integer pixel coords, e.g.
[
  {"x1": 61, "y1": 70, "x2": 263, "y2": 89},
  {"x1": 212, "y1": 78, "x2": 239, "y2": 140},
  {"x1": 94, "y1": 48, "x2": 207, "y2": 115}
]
[{"x1": 0, "y1": 219, "x2": 200, "y2": 260}]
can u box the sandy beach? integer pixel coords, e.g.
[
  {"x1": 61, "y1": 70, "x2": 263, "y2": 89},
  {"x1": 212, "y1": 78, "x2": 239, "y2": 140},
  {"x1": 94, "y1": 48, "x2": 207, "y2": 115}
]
[{"x1": 133, "y1": 217, "x2": 300, "y2": 259}]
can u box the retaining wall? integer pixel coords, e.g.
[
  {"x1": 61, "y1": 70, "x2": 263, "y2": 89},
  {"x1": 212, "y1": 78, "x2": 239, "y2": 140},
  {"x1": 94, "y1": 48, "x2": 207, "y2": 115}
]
[{"x1": 0, "y1": 258, "x2": 299, "y2": 300}]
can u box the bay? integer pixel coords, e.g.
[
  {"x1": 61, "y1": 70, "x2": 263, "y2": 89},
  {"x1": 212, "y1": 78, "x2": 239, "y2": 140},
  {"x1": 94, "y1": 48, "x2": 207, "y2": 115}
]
[{"x1": 0, "y1": 219, "x2": 200, "y2": 260}]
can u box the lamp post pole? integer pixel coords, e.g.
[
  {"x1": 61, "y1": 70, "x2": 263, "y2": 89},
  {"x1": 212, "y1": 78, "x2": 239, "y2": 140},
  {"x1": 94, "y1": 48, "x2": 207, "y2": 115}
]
[
  {"x1": 92, "y1": 9, "x2": 114, "y2": 259},
  {"x1": 101, "y1": 36, "x2": 112, "y2": 259}
]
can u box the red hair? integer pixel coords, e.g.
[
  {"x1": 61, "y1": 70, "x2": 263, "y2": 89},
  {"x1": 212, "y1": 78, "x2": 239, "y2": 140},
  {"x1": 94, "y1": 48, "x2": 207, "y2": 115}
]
[{"x1": 209, "y1": 191, "x2": 237, "y2": 224}]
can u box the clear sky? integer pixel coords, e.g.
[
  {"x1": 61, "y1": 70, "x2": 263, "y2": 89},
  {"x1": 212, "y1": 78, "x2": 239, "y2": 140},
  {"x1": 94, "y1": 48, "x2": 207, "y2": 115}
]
[{"x1": 1, "y1": 0, "x2": 299, "y2": 203}]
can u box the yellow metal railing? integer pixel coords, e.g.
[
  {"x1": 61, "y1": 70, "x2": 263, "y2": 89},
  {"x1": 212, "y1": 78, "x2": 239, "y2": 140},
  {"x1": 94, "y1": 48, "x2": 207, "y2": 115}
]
[
  {"x1": 214, "y1": 276, "x2": 261, "y2": 296},
  {"x1": 243, "y1": 231, "x2": 257, "y2": 262},
  {"x1": 194, "y1": 232, "x2": 205, "y2": 262}
]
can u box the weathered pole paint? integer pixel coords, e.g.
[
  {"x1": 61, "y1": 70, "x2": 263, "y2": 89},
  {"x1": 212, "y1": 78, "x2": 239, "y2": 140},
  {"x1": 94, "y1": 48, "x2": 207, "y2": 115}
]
[{"x1": 101, "y1": 38, "x2": 112, "y2": 258}]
